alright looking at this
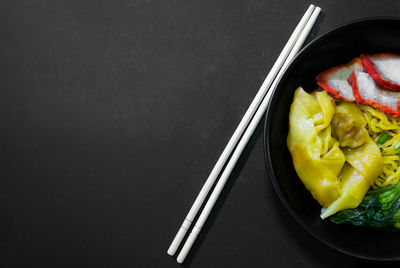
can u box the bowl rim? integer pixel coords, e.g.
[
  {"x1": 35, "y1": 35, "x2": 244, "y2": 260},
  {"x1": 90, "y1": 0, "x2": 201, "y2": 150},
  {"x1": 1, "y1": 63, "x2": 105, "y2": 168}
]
[{"x1": 263, "y1": 16, "x2": 400, "y2": 261}]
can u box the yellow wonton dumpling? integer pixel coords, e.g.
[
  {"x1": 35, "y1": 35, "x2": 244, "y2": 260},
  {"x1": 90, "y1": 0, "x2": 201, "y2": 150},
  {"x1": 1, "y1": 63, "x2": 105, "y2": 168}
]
[
  {"x1": 320, "y1": 140, "x2": 383, "y2": 218},
  {"x1": 331, "y1": 102, "x2": 369, "y2": 148},
  {"x1": 287, "y1": 88, "x2": 343, "y2": 207},
  {"x1": 287, "y1": 88, "x2": 383, "y2": 219}
]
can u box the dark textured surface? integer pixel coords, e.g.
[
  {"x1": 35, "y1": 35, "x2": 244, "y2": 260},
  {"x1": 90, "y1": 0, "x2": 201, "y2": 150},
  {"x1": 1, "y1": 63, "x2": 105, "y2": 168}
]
[{"x1": 0, "y1": 0, "x2": 399, "y2": 267}]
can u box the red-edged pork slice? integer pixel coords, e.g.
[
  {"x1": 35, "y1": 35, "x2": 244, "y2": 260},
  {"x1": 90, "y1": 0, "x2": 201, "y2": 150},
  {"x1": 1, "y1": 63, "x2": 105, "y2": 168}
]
[
  {"x1": 361, "y1": 53, "x2": 400, "y2": 91},
  {"x1": 316, "y1": 58, "x2": 363, "y2": 102},
  {"x1": 349, "y1": 70, "x2": 400, "y2": 117}
]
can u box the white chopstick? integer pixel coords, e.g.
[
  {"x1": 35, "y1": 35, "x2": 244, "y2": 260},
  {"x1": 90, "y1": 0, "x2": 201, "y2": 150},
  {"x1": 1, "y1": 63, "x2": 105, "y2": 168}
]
[
  {"x1": 167, "y1": 4, "x2": 317, "y2": 258},
  {"x1": 169, "y1": 4, "x2": 321, "y2": 263},
  {"x1": 175, "y1": 6, "x2": 321, "y2": 263}
]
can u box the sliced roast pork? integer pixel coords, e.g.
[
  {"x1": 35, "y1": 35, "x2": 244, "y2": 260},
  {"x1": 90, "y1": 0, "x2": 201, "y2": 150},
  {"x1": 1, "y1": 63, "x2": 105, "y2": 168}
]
[
  {"x1": 316, "y1": 58, "x2": 363, "y2": 102},
  {"x1": 361, "y1": 53, "x2": 400, "y2": 91},
  {"x1": 349, "y1": 70, "x2": 400, "y2": 117}
]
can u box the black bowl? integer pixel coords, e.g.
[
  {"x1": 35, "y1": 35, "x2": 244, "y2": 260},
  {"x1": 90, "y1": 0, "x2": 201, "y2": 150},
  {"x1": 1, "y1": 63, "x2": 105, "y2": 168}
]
[{"x1": 264, "y1": 18, "x2": 400, "y2": 261}]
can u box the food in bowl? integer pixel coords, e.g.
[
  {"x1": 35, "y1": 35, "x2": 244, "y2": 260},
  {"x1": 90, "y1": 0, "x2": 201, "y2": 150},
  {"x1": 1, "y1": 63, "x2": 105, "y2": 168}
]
[{"x1": 287, "y1": 53, "x2": 400, "y2": 231}]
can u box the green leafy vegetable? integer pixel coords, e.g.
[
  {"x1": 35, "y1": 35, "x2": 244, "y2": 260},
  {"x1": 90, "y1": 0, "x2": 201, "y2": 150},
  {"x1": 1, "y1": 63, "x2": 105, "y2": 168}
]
[{"x1": 330, "y1": 182, "x2": 400, "y2": 231}]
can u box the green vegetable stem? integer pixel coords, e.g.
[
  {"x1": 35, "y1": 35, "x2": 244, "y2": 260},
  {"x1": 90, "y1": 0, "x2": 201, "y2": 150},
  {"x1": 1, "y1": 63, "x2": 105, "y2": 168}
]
[
  {"x1": 377, "y1": 132, "x2": 390, "y2": 145},
  {"x1": 394, "y1": 142, "x2": 400, "y2": 150}
]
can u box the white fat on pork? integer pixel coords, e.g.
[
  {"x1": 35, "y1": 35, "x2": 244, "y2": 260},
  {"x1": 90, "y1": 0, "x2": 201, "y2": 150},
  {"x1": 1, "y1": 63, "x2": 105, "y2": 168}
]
[
  {"x1": 370, "y1": 55, "x2": 400, "y2": 85},
  {"x1": 354, "y1": 71, "x2": 400, "y2": 110},
  {"x1": 316, "y1": 58, "x2": 363, "y2": 102},
  {"x1": 326, "y1": 79, "x2": 355, "y2": 101}
]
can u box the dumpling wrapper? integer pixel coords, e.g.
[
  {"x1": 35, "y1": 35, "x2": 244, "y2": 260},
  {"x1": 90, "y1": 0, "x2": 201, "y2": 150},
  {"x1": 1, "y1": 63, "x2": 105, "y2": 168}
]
[
  {"x1": 349, "y1": 70, "x2": 400, "y2": 117},
  {"x1": 316, "y1": 57, "x2": 363, "y2": 102},
  {"x1": 321, "y1": 102, "x2": 383, "y2": 218},
  {"x1": 320, "y1": 139, "x2": 383, "y2": 219},
  {"x1": 287, "y1": 88, "x2": 344, "y2": 207},
  {"x1": 361, "y1": 53, "x2": 400, "y2": 91},
  {"x1": 288, "y1": 90, "x2": 383, "y2": 219},
  {"x1": 331, "y1": 102, "x2": 370, "y2": 148}
]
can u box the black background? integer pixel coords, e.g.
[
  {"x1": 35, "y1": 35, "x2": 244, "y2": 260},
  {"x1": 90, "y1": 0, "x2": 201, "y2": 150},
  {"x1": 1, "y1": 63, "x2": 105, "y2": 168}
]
[{"x1": 0, "y1": 0, "x2": 399, "y2": 267}]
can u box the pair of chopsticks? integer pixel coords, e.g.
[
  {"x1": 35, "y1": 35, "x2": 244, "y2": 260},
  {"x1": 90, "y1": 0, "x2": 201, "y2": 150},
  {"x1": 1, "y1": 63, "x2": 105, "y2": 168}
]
[{"x1": 167, "y1": 4, "x2": 321, "y2": 263}]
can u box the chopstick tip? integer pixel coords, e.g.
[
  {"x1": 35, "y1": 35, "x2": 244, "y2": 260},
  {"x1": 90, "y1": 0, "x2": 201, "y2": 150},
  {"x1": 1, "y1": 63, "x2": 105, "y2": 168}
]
[
  {"x1": 176, "y1": 255, "x2": 185, "y2": 264},
  {"x1": 167, "y1": 248, "x2": 175, "y2": 256}
]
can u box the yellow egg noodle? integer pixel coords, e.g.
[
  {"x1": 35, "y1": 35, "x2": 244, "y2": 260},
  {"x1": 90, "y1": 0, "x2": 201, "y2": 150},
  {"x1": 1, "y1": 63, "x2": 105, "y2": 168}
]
[{"x1": 360, "y1": 105, "x2": 400, "y2": 188}]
